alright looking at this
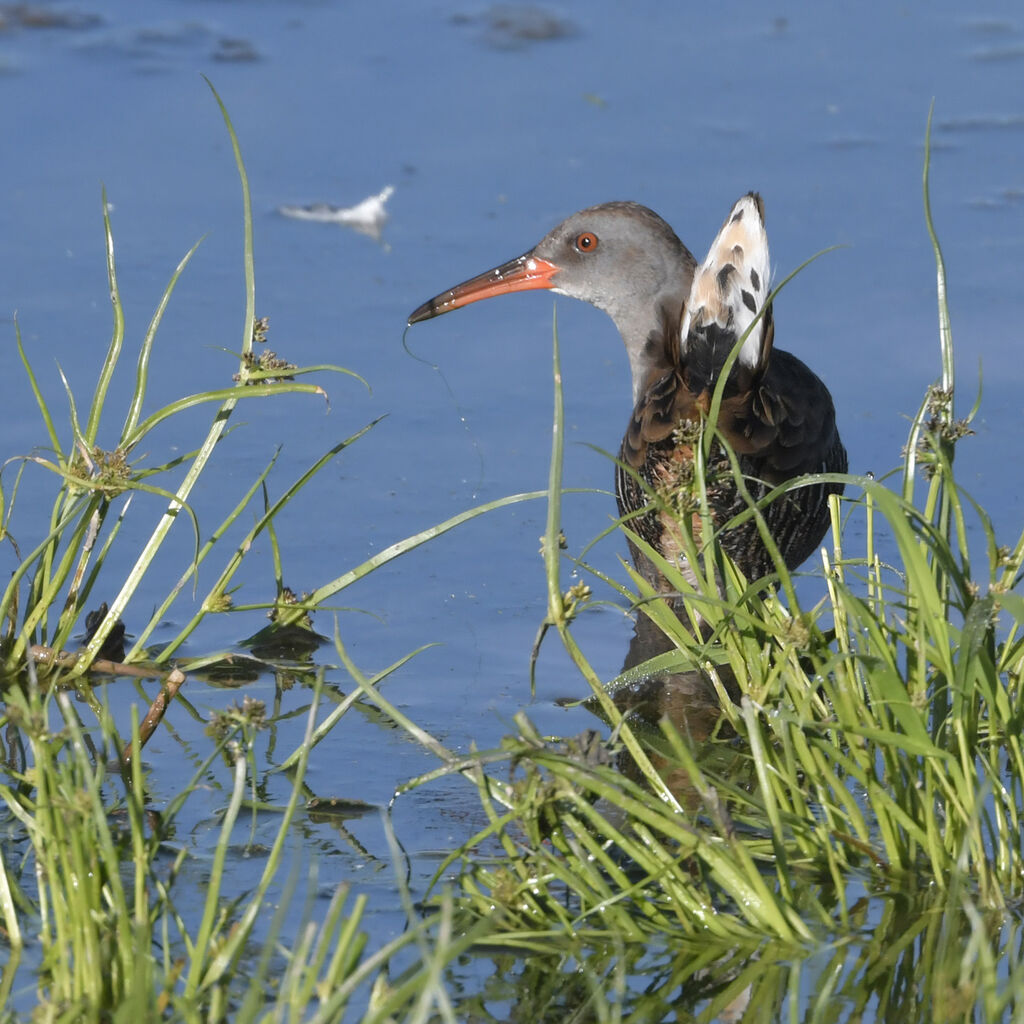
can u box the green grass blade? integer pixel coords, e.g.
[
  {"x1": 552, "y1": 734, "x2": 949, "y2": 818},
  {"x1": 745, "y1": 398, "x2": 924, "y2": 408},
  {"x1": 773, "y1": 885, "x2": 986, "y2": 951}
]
[
  {"x1": 542, "y1": 306, "x2": 566, "y2": 624},
  {"x1": 14, "y1": 319, "x2": 63, "y2": 457},
  {"x1": 84, "y1": 186, "x2": 126, "y2": 448},
  {"x1": 123, "y1": 381, "x2": 329, "y2": 450},
  {"x1": 205, "y1": 77, "x2": 256, "y2": 361},
  {"x1": 923, "y1": 101, "x2": 954, "y2": 398},
  {"x1": 122, "y1": 237, "x2": 205, "y2": 440}
]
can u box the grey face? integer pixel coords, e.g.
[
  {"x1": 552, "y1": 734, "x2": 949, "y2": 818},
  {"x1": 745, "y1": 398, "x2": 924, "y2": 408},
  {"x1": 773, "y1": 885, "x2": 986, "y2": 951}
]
[
  {"x1": 531, "y1": 202, "x2": 695, "y2": 318},
  {"x1": 408, "y1": 201, "x2": 697, "y2": 403}
]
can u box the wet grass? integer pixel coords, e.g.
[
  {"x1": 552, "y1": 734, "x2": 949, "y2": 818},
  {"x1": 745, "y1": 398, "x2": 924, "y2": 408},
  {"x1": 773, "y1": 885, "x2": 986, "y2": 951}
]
[{"x1": 0, "y1": 99, "x2": 1021, "y2": 1021}]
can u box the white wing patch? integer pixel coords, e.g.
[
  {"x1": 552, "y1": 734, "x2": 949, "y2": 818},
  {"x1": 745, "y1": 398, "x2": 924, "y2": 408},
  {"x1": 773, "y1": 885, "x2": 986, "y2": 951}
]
[{"x1": 680, "y1": 193, "x2": 770, "y2": 369}]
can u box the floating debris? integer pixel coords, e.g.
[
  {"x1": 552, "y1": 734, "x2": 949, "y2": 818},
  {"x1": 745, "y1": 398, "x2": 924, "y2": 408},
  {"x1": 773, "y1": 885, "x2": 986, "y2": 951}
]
[{"x1": 279, "y1": 185, "x2": 394, "y2": 243}]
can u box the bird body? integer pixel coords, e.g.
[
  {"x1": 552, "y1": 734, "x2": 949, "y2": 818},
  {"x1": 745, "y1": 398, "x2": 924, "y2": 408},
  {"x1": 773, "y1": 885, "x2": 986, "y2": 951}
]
[{"x1": 409, "y1": 194, "x2": 845, "y2": 587}]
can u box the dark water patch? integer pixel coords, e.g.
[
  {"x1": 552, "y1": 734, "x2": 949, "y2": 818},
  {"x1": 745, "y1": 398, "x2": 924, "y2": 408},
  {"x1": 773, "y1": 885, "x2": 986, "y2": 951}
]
[
  {"x1": 451, "y1": 3, "x2": 577, "y2": 51},
  {"x1": 968, "y1": 186, "x2": 1024, "y2": 209},
  {"x1": 937, "y1": 113, "x2": 1024, "y2": 132},
  {"x1": 0, "y1": 3, "x2": 101, "y2": 32},
  {"x1": 212, "y1": 35, "x2": 261, "y2": 63},
  {"x1": 823, "y1": 134, "x2": 881, "y2": 150},
  {"x1": 75, "y1": 18, "x2": 259, "y2": 70},
  {"x1": 961, "y1": 17, "x2": 1018, "y2": 34},
  {"x1": 916, "y1": 137, "x2": 960, "y2": 152},
  {"x1": 969, "y1": 43, "x2": 1024, "y2": 62}
]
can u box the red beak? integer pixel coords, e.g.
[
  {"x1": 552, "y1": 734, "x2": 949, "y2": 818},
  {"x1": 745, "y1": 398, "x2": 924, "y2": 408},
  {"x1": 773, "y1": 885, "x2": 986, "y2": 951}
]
[{"x1": 408, "y1": 253, "x2": 561, "y2": 325}]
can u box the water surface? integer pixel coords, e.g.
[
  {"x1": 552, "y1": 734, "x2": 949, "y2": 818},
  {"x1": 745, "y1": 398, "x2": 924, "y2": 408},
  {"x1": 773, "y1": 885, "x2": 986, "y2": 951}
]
[{"x1": 1, "y1": 1, "x2": 1022, "y2": 1017}]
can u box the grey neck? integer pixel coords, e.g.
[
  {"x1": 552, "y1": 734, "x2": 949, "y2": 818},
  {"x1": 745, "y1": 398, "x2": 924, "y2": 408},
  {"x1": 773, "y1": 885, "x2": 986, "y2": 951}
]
[{"x1": 608, "y1": 292, "x2": 688, "y2": 406}]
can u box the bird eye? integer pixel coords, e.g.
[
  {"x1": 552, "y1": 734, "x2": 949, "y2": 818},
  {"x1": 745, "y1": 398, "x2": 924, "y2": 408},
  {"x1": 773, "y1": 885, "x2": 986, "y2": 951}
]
[{"x1": 575, "y1": 232, "x2": 599, "y2": 252}]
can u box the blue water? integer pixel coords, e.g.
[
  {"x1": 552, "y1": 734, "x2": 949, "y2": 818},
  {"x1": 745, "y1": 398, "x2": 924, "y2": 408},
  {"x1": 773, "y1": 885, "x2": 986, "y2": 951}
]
[{"x1": 1, "y1": 0, "x2": 1022, "y2": 1017}]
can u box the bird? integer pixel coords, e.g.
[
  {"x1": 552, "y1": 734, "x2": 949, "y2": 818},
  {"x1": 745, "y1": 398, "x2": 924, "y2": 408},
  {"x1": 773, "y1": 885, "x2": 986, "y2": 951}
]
[{"x1": 408, "y1": 194, "x2": 846, "y2": 592}]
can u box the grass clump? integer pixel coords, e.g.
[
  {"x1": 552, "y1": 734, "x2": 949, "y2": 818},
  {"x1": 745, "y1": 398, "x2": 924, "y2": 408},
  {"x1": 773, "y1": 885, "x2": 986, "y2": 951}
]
[
  {"x1": 0, "y1": 89, "x2": 360, "y2": 690},
  {"x1": 0, "y1": 670, "x2": 493, "y2": 1022}
]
